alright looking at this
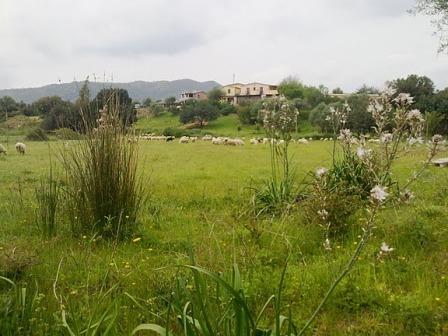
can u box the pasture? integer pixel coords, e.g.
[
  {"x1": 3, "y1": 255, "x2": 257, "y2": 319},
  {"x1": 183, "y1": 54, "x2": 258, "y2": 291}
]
[{"x1": 0, "y1": 139, "x2": 447, "y2": 335}]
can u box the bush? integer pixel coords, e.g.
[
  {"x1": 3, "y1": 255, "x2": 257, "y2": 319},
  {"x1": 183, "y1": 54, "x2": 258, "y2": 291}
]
[
  {"x1": 61, "y1": 101, "x2": 145, "y2": 240},
  {"x1": 303, "y1": 152, "x2": 376, "y2": 235},
  {"x1": 25, "y1": 128, "x2": 49, "y2": 141},
  {"x1": 162, "y1": 127, "x2": 185, "y2": 138},
  {"x1": 53, "y1": 128, "x2": 82, "y2": 140},
  {"x1": 179, "y1": 100, "x2": 219, "y2": 126},
  {"x1": 219, "y1": 102, "x2": 236, "y2": 116},
  {"x1": 237, "y1": 102, "x2": 262, "y2": 125},
  {"x1": 35, "y1": 167, "x2": 60, "y2": 238}
]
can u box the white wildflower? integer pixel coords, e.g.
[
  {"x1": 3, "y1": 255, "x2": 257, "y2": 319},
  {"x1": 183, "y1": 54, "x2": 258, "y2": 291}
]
[
  {"x1": 356, "y1": 146, "x2": 371, "y2": 159},
  {"x1": 337, "y1": 128, "x2": 352, "y2": 143},
  {"x1": 431, "y1": 134, "x2": 444, "y2": 144},
  {"x1": 380, "y1": 133, "x2": 393, "y2": 144},
  {"x1": 406, "y1": 109, "x2": 424, "y2": 123},
  {"x1": 316, "y1": 167, "x2": 328, "y2": 178},
  {"x1": 380, "y1": 242, "x2": 394, "y2": 253},
  {"x1": 317, "y1": 209, "x2": 329, "y2": 220},
  {"x1": 382, "y1": 86, "x2": 396, "y2": 97},
  {"x1": 370, "y1": 185, "x2": 388, "y2": 202},
  {"x1": 323, "y1": 238, "x2": 332, "y2": 251},
  {"x1": 393, "y1": 93, "x2": 414, "y2": 106},
  {"x1": 407, "y1": 137, "x2": 424, "y2": 146}
]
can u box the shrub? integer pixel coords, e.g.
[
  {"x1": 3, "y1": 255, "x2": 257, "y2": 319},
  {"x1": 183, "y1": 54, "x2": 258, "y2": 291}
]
[
  {"x1": 35, "y1": 167, "x2": 60, "y2": 238},
  {"x1": 25, "y1": 128, "x2": 49, "y2": 141},
  {"x1": 237, "y1": 101, "x2": 262, "y2": 125},
  {"x1": 61, "y1": 100, "x2": 145, "y2": 240},
  {"x1": 162, "y1": 127, "x2": 185, "y2": 138},
  {"x1": 179, "y1": 100, "x2": 219, "y2": 126},
  {"x1": 53, "y1": 127, "x2": 82, "y2": 140},
  {"x1": 219, "y1": 102, "x2": 236, "y2": 116}
]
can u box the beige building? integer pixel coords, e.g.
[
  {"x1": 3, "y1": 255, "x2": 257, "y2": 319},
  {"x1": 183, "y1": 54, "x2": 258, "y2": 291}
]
[
  {"x1": 221, "y1": 82, "x2": 279, "y2": 105},
  {"x1": 178, "y1": 91, "x2": 208, "y2": 104}
]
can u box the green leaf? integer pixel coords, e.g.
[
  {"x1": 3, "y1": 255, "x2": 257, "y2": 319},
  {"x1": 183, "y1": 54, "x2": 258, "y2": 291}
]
[{"x1": 132, "y1": 323, "x2": 173, "y2": 335}]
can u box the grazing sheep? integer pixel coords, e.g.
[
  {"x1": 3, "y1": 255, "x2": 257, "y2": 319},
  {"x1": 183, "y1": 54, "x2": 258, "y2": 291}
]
[
  {"x1": 298, "y1": 138, "x2": 309, "y2": 145},
  {"x1": 179, "y1": 136, "x2": 189, "y2": 144},
  {"x1": 0, "y1": 144, "x2": 7, "y2": 155},
  {"x1": 15, "y1": 142, "x2": 26, "y2": 155},
  {"x1": 190, "y1": 136, "x2": 198, "y2": 143},
  {"x1": 166, "y1": 136, "x2": 175, "y2": 142},
  {"x1": 212, "y1": 137, "x2": 224, "y2": 145},
  {"x1": 202, "y1": 135, "x2": 212, "y2": 141},
  {"x1": 224, "y1": 138, "x2": 244, "y2": 146},
  {"x1": 250, "y1": 138, "x2": 258, "y2": 145}
]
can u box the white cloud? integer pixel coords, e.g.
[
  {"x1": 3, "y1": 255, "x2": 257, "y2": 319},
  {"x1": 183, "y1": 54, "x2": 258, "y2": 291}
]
[{"x1": 0, "y1": 0, "x2": 447, "y2": 91}]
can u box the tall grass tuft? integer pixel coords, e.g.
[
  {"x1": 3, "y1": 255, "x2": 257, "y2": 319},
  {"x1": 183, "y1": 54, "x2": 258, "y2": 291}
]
[
  {"x1": 61, "y1": 94, "x2": 145, "y2": 240},
  {"x1": 133, "y1": 261, "x2": 295, "y2": 336},
  {"x1": 0, "y1": 276, "x2": 41, "y2": 336},
  {"x1": 35, "y1": 165, "x2": 60, "y2": 238},
  {"x1": 252, "y1": 99, "x2": 298, "y2": 216}
]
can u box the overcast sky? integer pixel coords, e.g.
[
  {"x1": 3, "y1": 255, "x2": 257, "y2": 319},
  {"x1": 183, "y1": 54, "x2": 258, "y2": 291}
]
[{"x1": 1, "y1": 0, "x2": 447, "y2": 91}]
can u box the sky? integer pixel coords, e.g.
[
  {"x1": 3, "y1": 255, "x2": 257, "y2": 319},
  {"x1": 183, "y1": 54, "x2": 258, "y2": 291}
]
[{"x1": 1, "y1": 0, "x2": 447, "y2": 92}]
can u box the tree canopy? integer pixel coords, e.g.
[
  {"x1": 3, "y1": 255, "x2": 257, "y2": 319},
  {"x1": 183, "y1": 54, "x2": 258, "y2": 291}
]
[
  {"x1": 414, "y1": 0, "x2": 448, "y2": 52},
  {"x1": 278, "y1": 77, "x2": 304, "y2": 100},
  {"x1": 179, "y1": 100, "x2": 219, "y2": 126},
  {"x1": 389, "y1": 74, "x2": 435, "y2": 111}
]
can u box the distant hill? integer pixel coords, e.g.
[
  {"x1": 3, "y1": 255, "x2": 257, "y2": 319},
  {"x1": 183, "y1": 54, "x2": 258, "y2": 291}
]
[{"x1": 0, "y1": 79, "x2": 221, "y2": 104}]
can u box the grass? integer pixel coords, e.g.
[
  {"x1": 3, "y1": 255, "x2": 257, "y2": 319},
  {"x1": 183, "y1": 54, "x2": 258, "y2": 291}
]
[
  {"x1": 134, "y1": 112, "x2": 318, "y2": 138},
  {"x1": 0, "y1": 139, "x2": 447, "y2": 334}
]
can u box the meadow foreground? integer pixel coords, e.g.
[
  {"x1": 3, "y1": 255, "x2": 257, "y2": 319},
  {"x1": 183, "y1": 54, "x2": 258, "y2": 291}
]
[{"x1": 0, "y1": 139, "x2": 447, "y2": 335}]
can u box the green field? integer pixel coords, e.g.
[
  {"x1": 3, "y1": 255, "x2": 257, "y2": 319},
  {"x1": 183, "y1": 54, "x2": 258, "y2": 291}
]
[
  {"x1": 1, "y1": 139, "x2": 448, "y2": 335},
  {"x1": 134, "y1": 113, "x2": 318, "y2": 138}
]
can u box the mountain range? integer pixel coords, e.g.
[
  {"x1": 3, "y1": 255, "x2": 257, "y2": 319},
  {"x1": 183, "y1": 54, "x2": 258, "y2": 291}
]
[{"x1": 0, "y1": 79, "x2": 221, "y2": 104}]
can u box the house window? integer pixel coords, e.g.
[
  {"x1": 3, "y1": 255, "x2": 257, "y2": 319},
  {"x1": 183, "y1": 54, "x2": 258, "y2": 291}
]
[
  {"x1": 228, "y1": 89, "x2": 231, "y2": 94},
  {"x1": 253, "y1": 87, "x2": 256, "y2": 91},
  {"x1": 246, "y1": 88, "x2": 250, "y2": 95}
]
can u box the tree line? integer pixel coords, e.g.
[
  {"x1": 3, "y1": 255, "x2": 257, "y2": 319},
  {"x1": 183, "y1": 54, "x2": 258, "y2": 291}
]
[{"x1": 0, "y1": 81, "x2": 136, "y2": 131}]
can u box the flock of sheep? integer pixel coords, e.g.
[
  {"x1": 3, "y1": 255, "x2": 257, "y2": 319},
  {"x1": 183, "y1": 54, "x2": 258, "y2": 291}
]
[
  {"x1": 137, "y1": 133, "x2": 317, "y2": 146},
  {"x1": 0, "y1": 142, "x2": 26, "y2": 155}
]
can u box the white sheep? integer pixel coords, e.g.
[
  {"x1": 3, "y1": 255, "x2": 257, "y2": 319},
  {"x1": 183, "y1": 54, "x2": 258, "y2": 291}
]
[
  {"x1": 212, "y1": 137, "x2": 223, "y2": 145},
  {"x1": 179, "y1": 136, "x2": 189, "y2": 144},
  {"x1": 0, "y1": 144, "x2": 7, "y2": 155},
  {"x1": 250, "y1": 138, "x2": 258, "y2": 145},
  {"x1": 298, "y1": 138, "x2": 309, "y2": 145},
  {"x1": 15, "y1": 142, "x2": 26, "y2": 155},
  {"x1": 202, "y1": 135, "x2": 212, "y2": 141}
]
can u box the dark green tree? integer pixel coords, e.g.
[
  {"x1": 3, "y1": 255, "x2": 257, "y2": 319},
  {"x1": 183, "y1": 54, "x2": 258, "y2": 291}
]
[
  {"x1": 94, "y1": 88, "x2": 136, "y2": 127},
  {"x1": 346, "y1": 94, "x2": 374, "y2": 134},
  {"x1": 303, "y1": 86, "x2": 326, "y2": 107},
  {"x1": 143, "y1": 97, "x2": 152, "y2": 107},
  {"x1": 237, "y1": 101, "x2": 263, "y2": 125},
  {"x1": 0, "y1": 96, "x2": 18, "y2": 120},
  {"x1": 431, "y1": 87, "x2": 448, "y2": 133},
  {"x1": 278, "y1": 77, "x2": 304, "y2": 99},
  {"x1": 179, "y1": 100, "x2": 219, "y2": 126},
  {"x1": 309, "y1": 102, "x2": 331, "y2": 133},
  {"x1": 207, "y1": 87, "x2": 223, "y2": 102},
  {"x1": 356, "y1": 84, "x2": 380, "y2": 94},
  {"x1": 390, "y1": 74, "x2": 435, "y2": 111},
  {"x1": 332, "y1": 87, "x2": 344, "y2": 94}
]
